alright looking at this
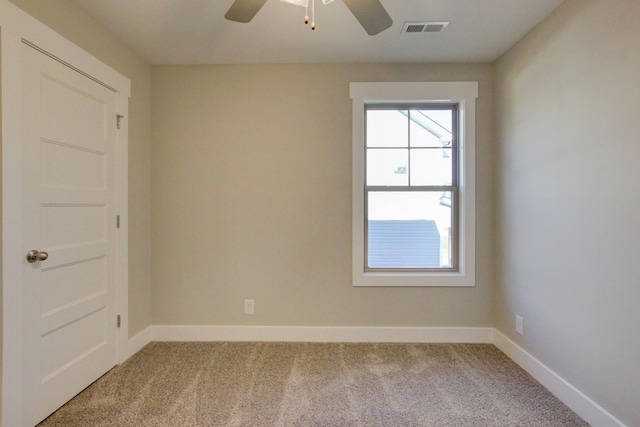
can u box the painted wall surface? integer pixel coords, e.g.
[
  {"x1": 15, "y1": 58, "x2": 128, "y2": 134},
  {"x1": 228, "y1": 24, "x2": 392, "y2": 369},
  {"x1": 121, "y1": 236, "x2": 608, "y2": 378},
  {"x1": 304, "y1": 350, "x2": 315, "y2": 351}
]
[
  {"x1": 5, "y1": 0, "x2": 636, "y2": 424},
  {"x1": 151, "y1": 63, "x2": 495, "y2": 327},
  {"x1": 494, "y1": 0, "x2": 640, "y2": 425},
  {"x1": 0, "y1": 30, "x2": 3, "y2": 419},
  {"x1": 7, "y1": 0, "x2": 153, "y2": 338}
]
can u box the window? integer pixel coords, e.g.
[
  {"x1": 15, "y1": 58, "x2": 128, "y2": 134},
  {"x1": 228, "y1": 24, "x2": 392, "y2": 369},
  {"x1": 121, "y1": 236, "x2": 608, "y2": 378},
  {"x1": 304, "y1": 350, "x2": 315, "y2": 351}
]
[
  {"x1": 365, "y1": 105, "x2": 457, "y2": 270},
  {"x1": 350, "y1": 82, "x2": 478, "y2": 287}
]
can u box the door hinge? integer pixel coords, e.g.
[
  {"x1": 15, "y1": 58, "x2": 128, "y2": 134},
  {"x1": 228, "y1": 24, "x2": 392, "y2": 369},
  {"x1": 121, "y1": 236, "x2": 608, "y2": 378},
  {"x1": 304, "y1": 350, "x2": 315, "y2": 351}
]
[
  {"x1": 117, "y1": 314, "x2": 121, "y2": 328},
  {"x1": 117, "y1": 114, "x2": 124, "y2": 129},
  {"x1": 116, "y1": 215, "x2": 120, "y2": 229}
]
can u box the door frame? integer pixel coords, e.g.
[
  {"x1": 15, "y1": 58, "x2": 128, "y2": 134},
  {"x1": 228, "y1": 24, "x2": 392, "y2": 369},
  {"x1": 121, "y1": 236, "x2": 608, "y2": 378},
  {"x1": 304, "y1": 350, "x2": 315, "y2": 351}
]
[{"x1": 0, "y1": 1, "x2": 130, "y2": 425}]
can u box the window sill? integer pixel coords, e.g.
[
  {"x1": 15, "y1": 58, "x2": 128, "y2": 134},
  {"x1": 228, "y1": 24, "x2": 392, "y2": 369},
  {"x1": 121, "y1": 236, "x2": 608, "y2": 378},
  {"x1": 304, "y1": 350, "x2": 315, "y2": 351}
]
[{"x1": 353, "y1": 271, "x2": 476, "y2": 287}]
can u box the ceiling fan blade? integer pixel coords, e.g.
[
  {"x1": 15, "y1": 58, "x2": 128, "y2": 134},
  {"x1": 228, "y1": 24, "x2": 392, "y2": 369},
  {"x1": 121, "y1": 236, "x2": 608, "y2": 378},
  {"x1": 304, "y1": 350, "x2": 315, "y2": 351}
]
[
  {"x1": 343, "y1": 0, "x2": 393, "y2": 36},
  {"x1": 225, "y1": 0, "x2": 269, "y2": 23}
]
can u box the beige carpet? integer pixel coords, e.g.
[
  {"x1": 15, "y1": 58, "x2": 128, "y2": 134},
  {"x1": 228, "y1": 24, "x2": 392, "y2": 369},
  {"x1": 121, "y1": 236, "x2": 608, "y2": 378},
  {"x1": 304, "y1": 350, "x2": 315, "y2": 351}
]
[{"x1": 38, "y1": 342, "x2": 588, "y2": 426}]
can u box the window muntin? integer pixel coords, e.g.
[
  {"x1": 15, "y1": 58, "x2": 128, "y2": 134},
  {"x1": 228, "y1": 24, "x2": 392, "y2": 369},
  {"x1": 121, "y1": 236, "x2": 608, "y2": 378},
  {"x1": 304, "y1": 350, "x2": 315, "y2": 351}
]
[{"x1": 364, "y1": 105, "x2": 458, "y2": 272}]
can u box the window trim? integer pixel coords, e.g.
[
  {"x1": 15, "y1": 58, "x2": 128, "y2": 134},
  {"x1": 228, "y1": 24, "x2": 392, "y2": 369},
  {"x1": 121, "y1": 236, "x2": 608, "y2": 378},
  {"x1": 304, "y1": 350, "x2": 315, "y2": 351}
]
[{"x1": 350, "y1": 82, "x2": 478, "y2": 287}]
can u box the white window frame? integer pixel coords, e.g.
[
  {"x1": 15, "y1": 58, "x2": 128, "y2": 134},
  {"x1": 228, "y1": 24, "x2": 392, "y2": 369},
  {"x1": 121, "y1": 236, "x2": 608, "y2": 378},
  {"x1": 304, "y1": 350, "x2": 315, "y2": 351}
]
[{"x1": 350, "y1": 82, "x2": 478, "y2": 287}]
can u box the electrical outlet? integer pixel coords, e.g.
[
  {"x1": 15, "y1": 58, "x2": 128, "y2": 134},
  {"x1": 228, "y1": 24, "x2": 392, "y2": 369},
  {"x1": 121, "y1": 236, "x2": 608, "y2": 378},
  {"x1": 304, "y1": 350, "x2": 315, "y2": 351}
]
[
  {"x1": 515, "y1": 315, "x2": 524, "y2": 335},
  {"x1": 244, "y1": 299, "x2": 254, "y2": 315}
]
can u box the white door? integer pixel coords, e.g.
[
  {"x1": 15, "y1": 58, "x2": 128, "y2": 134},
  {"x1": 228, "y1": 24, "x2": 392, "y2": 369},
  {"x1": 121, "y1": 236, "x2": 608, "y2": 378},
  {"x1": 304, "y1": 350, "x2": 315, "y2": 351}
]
[{"x1": 21, "y1": 42, "x2": 119, "y2": 426}]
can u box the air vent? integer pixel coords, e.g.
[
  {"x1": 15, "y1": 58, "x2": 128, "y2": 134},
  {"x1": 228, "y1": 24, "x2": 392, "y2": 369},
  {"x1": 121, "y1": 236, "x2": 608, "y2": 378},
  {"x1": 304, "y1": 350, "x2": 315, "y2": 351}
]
[{"x1": 401, "y1": 21, "x2": 449, "y2": 34}]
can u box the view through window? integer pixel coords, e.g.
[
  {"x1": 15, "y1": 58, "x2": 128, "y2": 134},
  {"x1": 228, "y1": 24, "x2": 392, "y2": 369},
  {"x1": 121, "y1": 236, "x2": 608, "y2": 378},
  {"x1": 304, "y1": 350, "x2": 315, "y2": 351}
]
[{"x1": 365, "y1": 105, "x2": 458, "y2": 271}]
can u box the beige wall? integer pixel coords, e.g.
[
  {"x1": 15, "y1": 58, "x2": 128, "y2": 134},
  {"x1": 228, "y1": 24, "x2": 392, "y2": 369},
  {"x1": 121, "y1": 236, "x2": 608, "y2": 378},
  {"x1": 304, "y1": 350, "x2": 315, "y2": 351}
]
[
  {"x1": 0, "y1": 30, "x2": 3, "y2": 420},
  {"x1": 494, "y1": 0, "x2": 640, "y2": 425},
  {"x1": 7, "y1": 0, "x2": 153, "y2": 338},
  {"x1": 151, "y1": 63, "x2": 495, "y2": 327}
]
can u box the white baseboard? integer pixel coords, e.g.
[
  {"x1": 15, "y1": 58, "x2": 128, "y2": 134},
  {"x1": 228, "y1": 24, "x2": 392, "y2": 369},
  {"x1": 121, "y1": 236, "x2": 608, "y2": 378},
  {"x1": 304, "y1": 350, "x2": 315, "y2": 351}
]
[
  {"x1": 151, "y1": 325, "x2": 494, "y2": 344},
  {"x1": 492, "y1": 330, "x2": 626, "y2": 427},
  {"x1": 125, "y1": 325, "x2": 153, "y2": 360}
]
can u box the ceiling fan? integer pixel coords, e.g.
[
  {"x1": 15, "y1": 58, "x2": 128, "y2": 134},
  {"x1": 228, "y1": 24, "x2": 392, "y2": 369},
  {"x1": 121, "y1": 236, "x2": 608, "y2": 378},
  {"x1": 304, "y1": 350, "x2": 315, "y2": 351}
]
[{"x1": 225, "y1": 0, "x2": 393, "y2": 36}]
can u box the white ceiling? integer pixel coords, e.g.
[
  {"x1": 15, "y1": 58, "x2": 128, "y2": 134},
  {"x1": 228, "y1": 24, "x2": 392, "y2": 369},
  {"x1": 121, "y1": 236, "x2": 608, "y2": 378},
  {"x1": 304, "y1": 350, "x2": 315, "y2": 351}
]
[{"x1": 69, "y1": 0, "x2": 566, "y2": 65}]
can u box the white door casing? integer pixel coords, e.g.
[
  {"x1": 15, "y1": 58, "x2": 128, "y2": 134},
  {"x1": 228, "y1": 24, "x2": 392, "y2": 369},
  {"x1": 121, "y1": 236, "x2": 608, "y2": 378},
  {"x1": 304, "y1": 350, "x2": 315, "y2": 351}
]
[
  {"x1": 1, "y1": 1, "x2": 130, "y2": 425},
  {"x1": 21, "y1": 42, "x2": 118, "y2": 425}
]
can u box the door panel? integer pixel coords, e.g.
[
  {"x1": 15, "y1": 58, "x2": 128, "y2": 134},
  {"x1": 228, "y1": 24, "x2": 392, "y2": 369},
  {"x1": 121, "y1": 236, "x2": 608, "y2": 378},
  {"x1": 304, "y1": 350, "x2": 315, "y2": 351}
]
[
  {"x1": 40, "y1": 205, "x2": 106, "y2": 246},
  {"x1": 40, "y1": 67, "x2": 109, "y2": 152},
  {"x1": 41, "y1": 256, "x2": 107, "y2": 314},
  {"x1": 21, "y1": 42, "x2": 119, "y2": 426},
  {"x1": 41, "y1": 307, "x2": 108, "y2": 378},
  {"x1": 40, "y1": 140, "x2": 107, "y2": 191}
]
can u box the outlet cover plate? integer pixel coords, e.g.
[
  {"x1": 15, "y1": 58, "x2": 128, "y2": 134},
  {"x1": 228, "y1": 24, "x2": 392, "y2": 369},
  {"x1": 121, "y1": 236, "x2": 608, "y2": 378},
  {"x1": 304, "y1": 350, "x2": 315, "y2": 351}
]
[
  {"x1": 515, "y1": 315, "x2": 524, "y2": 335},
  {"x1": 244, "y1": 299, "x2": 254, "y2": 315}
]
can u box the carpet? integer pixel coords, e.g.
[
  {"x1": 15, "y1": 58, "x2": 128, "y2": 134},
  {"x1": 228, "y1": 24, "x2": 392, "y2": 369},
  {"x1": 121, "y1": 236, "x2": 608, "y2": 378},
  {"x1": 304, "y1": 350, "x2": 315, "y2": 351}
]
[{"x1": 37, "y1": 342, "x2": 589, "y2": 426}]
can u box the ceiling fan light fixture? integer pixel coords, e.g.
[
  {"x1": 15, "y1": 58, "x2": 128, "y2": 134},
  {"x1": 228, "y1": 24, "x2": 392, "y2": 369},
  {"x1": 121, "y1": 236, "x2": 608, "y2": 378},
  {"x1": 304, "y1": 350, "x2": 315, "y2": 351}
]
[
  {"x1": 281, "y1": 0, "x2": 328, "y2": 30},
  {"x1": 226, "y1": 0, "x2": 392, "y2": 36},
  {"x1": 280, "y1": 0, "x2": 309, "y2": 6}
]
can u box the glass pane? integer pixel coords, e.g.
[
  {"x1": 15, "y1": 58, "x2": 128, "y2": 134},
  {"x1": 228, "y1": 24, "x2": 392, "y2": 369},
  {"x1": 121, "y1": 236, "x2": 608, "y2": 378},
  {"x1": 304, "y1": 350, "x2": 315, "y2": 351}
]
[
  {"x1": 367, "y1": 149, "x2": 408, "y2": 186},
  {"x1": 410, "y1": 148, "x2": 452, "y2": 186},
  {"x1": 410, "y1": 109, "x2": 453, "y2": 148},
  {"x1": 367, "y1": 191, "x2": 453, "y2": 269},
  {"x1": 366, "y1": 110, "x2": 408, "y2": 148}
]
